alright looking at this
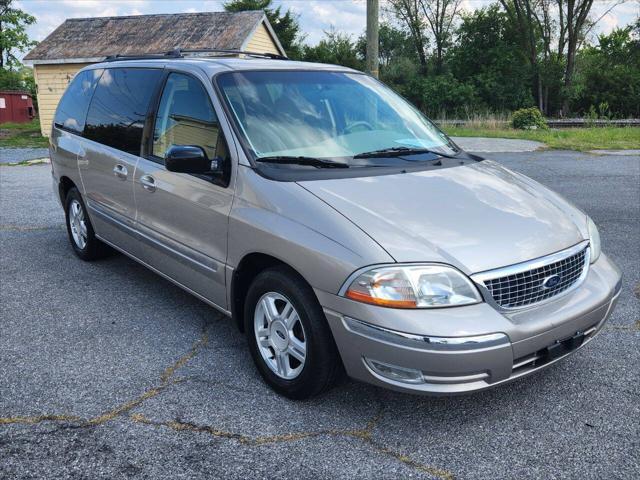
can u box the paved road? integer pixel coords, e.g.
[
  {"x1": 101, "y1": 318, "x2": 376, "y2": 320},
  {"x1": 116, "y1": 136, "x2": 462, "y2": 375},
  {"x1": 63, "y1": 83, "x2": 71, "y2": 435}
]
[
  {"x1": 0, "y1": 148, "x2": 50, "y2": 164},
  {"x1": 1, "y1": 151, "x2": 638, "y2": 479}
]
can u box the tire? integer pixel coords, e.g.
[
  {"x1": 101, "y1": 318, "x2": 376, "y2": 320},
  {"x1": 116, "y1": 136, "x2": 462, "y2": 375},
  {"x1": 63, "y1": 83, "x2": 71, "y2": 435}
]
[
  {"x1": 64, "y1": 187, "x2": 111, "y2": 261},
  {"x1": 244, "y1": 266, "x2": 342, "y2": 399}
]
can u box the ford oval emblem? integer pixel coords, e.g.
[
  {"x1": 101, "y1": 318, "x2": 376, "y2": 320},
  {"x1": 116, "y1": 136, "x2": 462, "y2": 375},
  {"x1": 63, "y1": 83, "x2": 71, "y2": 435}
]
[{"x1": 542, "y1": 274, "x2": 561, "y2": 289}]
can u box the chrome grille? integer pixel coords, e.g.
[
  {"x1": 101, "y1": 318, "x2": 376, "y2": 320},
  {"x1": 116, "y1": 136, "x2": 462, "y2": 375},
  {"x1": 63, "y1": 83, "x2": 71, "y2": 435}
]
[{"x1": 479, "y1": 245, "x2": 589, "y2": 309}]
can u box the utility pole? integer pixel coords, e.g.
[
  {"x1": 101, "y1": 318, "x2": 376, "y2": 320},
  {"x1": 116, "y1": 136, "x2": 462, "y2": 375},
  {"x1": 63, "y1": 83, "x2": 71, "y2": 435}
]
[{"x1": 366, "y1": 0, "x2": 379, "y2": 78}]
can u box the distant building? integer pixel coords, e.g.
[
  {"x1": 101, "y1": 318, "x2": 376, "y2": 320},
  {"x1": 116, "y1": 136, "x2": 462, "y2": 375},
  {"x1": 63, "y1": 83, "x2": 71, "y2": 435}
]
[
  {"x1": 24, "y1": 11, "x2": 285, "y2": 136},
  {"x1": 0, "y1": 91, "x2": 35, "y2": 124}
]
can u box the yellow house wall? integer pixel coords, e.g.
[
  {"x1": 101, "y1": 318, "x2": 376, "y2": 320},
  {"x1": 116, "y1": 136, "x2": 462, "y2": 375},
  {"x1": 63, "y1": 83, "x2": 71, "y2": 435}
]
[
  {"x1": 33, "y1": 63, "x2": 88, "y2": 137},
  {"x1": 245, "y1": 22, "x2": 281, "y2": 55},
  {"x1": 153, "y1": 121, "x2": 220, "y2": 159}
]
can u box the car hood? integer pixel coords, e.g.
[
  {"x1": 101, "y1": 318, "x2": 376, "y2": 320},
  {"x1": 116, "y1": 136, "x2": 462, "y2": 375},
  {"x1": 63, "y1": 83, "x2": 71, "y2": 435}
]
[{"x1": 298, "y1": 160, "x2": 587, "y2": 274}]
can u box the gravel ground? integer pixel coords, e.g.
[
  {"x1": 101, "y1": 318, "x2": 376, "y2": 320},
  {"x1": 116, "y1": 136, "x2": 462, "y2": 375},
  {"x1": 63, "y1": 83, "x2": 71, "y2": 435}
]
[
  {"x1": 0, "y1": 148, "x2": 50, "y2": 164},
  {"x1": 1, "y1": 151, "x2": 638, "y2": 480}
]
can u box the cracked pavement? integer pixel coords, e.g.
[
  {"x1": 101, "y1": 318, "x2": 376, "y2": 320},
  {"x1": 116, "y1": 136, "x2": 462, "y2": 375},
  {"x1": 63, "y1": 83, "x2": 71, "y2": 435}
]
[{"x1": 1, "y1": 151, "x2": 639, "y2": 479}]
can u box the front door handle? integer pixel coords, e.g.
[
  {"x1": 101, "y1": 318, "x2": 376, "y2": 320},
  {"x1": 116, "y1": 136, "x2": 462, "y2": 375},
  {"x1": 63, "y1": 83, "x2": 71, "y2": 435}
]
[
  {"x1": 140, "y1": 175, "x2": 156, "y2": 193},
  {"x1": 113, "y1": 164, "x2": 128, "y2": 180}
]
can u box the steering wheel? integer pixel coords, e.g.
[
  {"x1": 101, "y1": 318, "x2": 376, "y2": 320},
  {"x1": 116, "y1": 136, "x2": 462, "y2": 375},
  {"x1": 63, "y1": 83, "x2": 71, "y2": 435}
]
[{"x1": 343, "y1": 121, "x2": 374, "y2": 134}]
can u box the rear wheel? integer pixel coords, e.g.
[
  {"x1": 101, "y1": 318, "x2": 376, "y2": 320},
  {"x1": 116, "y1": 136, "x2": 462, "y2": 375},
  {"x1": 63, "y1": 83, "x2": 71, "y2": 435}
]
[
  {"x1": 64, "y1": 187, "x2": 111, "y2": 261},
  {"x1": 245, "y1": 267, "x2": 341, "y2": 399}
]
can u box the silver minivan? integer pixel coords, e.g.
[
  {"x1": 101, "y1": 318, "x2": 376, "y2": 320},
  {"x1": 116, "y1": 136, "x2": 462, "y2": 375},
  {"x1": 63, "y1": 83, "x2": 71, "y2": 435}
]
[{"x1": 50, "y1": 52, "x2": 621, "y2": 399}]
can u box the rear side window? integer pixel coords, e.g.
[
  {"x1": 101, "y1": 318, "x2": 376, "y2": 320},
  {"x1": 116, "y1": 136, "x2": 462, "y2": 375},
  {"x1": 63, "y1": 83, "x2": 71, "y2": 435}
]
[
  {"x1": 84, "y1": 68, "x2": 162, "y2": 155},
  {"x1": 53, "y1": 69, "x2": 103, "y2": 134}
]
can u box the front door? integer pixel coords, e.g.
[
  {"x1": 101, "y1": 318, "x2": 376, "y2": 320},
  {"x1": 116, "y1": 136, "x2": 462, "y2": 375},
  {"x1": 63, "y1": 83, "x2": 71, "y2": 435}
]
[
  {"x1": 79, "y1": 67, "x2": 163, "y2": 252},
  {"x1": 133, "y1": 71, "x2": 234, "y2": 309}
]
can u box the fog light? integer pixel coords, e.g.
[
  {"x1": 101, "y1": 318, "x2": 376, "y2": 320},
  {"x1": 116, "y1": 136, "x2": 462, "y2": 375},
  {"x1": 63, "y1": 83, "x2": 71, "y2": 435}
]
[{"x1": 364, "y1": 358, "x2": 424, "y2": 384}]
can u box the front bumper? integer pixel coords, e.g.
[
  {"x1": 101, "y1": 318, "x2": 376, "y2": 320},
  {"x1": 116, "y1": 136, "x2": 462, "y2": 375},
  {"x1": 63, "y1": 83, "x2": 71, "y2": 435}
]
[{"x1": 317, "y1": 254, "x2": 622, "y2": 395}]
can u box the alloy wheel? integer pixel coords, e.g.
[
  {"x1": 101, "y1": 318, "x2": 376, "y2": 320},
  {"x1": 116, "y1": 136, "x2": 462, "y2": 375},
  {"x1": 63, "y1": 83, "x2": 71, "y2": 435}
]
[
  {"x1": 254, "y1": 292, "x2": 307, "y2": 380},
  {"x1": 68, "y1": 199, "x2": 87, "y2": 250}
]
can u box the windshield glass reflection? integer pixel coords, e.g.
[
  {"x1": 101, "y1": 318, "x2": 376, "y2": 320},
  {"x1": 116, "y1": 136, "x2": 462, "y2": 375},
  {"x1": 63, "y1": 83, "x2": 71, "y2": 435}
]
[{"x1": 217, "y1": 71, "x2": 457, "y2": 165}]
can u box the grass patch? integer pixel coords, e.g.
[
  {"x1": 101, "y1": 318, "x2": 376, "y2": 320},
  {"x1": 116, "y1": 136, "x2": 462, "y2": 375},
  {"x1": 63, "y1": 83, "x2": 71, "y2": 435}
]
[
  {"x1": 442, "y1": 126, "x2": 640, "y2": 151},
  {"x1": 0, "y1": 120, "x2": 49, "y2": 148},
  {"x1": 2, "y1": 119, "x2": 638, "y2": 152},
  {"x1": 2, "y1": 158, "x2": 50, "y2": 167}
]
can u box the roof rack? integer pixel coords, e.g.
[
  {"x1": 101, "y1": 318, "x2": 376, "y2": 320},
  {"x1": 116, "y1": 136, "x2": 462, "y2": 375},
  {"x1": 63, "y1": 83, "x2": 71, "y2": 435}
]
[{"x1": 104, "y1": 48, "x2": 287, "y2": 62}]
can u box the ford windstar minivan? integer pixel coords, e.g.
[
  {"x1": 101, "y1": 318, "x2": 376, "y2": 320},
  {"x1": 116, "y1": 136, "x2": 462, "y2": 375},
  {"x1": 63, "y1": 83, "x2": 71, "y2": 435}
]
[{"x1": 50, "y1": 50, "x2": 621, "y2": 399}]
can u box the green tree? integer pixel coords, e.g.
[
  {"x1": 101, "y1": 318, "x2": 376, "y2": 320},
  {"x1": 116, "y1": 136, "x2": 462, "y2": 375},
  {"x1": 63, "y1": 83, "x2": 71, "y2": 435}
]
[
  {"x1": 0, "y1": 0, "x2": 36, "y2": 70},
  {"x1": 385, "y1": 0, "x2": 429, "y2": 70},
  {"x1": 0, "y1": 65, "x2": 36, "y2": 106},
  {"x1": 572, "y1": 23, "x2": 640, "y2": 117},
  {"x1": 301, "y1": 28, "x2": 363, "y2": 70},
  {"x1": 0, "y1": 65, "x2": 21, "y2": 87},
  {"x1": 356, "y1": 24, "x2": 417, "y2": 69},
  {"x1": 449, "y1": 5, "x2": 533, "y2": 112},
  {"x1": 419, "y1": 0, "x2": 462, "y2": 73},
  {"x1": 498, "y1": 0, "x2": 598, "y2": 115},
  {"x1": 223, "y1": 0, "x2": 304, "y2": 57}
]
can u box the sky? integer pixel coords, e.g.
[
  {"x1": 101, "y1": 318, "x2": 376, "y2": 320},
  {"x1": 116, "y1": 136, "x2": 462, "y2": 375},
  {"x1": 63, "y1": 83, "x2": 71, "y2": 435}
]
[{"x1": 14, "y1": 0, "x2": 640, "y2": 61}]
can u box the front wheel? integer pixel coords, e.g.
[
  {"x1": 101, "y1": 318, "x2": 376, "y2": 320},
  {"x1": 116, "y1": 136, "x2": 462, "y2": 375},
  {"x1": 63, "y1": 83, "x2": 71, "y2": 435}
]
[{"x1": 245, "y1": 267, "x2": 341, "y2": 399}]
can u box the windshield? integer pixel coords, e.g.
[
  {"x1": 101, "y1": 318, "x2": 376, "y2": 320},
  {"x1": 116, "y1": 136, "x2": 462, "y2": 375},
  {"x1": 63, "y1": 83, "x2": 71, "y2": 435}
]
[{"x1": 216, "y1": 70, "x2": 458, "y2": 165}]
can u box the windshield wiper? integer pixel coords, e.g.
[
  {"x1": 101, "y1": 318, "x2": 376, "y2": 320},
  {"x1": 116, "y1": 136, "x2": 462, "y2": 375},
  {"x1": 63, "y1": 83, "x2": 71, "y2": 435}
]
[
  {"x1": 255, "y1": 156, "x2": 349, "y2": 168},
  {"x1": 354, "y1": 146, "x2": 459, "y2": 159}
]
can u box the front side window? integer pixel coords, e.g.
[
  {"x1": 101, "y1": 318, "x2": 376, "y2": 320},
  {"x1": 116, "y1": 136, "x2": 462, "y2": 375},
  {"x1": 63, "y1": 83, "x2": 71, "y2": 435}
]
[
  {"x1": 54, "y1": 69, "x2": 103, "y2": 134},
  {"x1": 216, "y1": 70, "x2": 457, "y2": 165},
  {"x1": 152, "y1": 73, "x2": 220, "y2": 160},
  {"x1": 84, "y1": 68, "x2": 162, "y2": 155}
]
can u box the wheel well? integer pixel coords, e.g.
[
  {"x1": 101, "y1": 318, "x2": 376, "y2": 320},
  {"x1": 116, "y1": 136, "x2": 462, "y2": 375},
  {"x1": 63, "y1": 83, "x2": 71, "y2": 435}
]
[
  {"x1": 231, "y1": 253, "x2": 304, "y2": 332},
  {"x1": 58, "y1": 176, "x2": 76, "y2": 204}
]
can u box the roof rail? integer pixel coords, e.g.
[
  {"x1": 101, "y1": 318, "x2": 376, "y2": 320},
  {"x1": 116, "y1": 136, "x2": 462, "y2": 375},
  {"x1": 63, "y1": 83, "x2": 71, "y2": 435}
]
[
  {"x1": 176, "y1": 48, "x2": 288, "y2": 60},
  {"x1": 104, "y1": 48, "x2": 287, "y2": 62}
]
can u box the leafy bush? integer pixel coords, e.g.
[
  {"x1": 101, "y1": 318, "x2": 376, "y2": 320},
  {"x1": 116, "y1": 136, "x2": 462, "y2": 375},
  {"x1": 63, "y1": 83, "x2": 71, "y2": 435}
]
[
  {"x1": 408, "y1": 74, "x2": 480, "y2": 118},
  {"x1": 380, "y1": 56, "x2": 420, "y2": 88},
  {"x1": 511, "y1": 107, "x2": 548, "y2": 130}
]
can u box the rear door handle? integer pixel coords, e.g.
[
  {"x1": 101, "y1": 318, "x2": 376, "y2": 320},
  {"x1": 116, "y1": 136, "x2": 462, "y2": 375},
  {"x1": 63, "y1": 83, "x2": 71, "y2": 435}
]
[
  {"x1": 140, "y1": 175, "x2": 156, "y2": 192},
  {"x1": 113, "y1": 164, "x2": 128, "y2": 180}
]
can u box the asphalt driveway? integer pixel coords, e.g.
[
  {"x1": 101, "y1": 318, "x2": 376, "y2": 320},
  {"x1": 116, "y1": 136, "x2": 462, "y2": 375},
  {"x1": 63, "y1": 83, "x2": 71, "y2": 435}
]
[
  {"x1": 1, "y1": 151, "x2": 638, "y2": 479},
  {"x1": 0, "y1": 148, "x2": 50, "y2": 164}
]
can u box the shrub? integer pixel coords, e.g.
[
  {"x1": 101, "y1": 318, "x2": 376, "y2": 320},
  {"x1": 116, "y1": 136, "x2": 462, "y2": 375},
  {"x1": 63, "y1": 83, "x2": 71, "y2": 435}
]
[
  {"x1": 511, "y1": 107, "x2": 548, "y2": 130},
  {"x1": 411, "y1": 74, "x2": 481, "y2": 118}
]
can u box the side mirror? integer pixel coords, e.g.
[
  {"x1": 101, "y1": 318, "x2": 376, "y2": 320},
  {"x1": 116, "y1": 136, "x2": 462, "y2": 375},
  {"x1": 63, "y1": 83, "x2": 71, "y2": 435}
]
[{"x1": 164, "y1": 145, "x2": 223, "y2": 175}]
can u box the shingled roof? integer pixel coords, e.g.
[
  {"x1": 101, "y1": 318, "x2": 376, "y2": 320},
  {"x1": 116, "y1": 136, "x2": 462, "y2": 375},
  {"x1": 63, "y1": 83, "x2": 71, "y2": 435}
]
[{"x1": 25, "y1": 11, "x2": 285, "y2": 63}]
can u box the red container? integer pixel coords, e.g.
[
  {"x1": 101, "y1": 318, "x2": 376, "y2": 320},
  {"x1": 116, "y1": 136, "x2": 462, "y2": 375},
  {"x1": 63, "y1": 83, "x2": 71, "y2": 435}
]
[{"x1": 0, "y1": 91, "x2": 36, "y2": 124}]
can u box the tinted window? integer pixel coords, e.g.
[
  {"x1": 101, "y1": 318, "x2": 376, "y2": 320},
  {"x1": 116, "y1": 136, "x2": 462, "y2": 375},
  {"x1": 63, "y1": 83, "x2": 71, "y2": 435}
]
[
  {"x1": 54, "y1": 69, "x2": 103, "y2": 134},
  {"x1": 84, "y1": 68, "x2": 162, "y2": 155},
  {"x1": 152, "y1": 73, "x2": 220, "y2": 160}
]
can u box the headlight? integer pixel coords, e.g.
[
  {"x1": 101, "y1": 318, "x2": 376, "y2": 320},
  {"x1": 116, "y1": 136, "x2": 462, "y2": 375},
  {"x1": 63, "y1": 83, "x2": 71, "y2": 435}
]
[
  {"x1": 587, "y1": 217, "x2": 601, "y2": 263},
  {"x1": 343, "y1": 264, "x2": 482, "y2": 308}
]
